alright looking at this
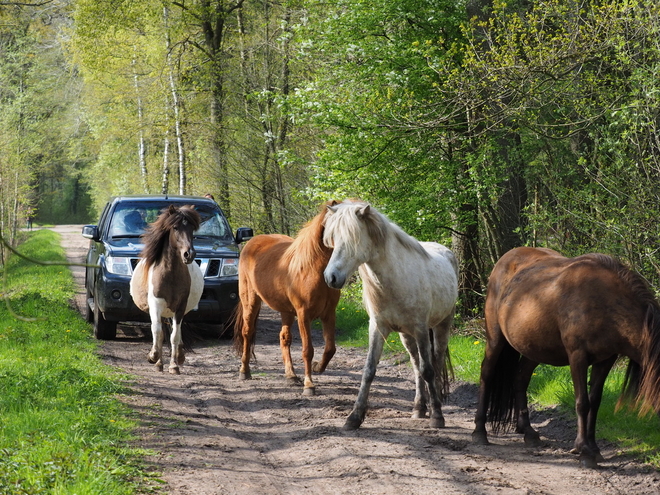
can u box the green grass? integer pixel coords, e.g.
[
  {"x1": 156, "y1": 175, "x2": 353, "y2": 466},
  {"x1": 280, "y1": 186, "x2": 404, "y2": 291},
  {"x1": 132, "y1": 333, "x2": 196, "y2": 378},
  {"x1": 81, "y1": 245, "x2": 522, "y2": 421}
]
[
  {"x1": 0, "y1": 230, "x2": 151, "y2": 494},
  {"x1": 332, "y1": 288, "x2": 660, "y2": 468}
]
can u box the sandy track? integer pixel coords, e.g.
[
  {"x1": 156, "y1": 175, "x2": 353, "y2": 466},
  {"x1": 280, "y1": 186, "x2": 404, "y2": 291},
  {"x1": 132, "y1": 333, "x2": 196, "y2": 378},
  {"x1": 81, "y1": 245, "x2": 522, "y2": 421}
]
[{"x1": 54, "y1": 224, "x2": 659, "y2": 494}]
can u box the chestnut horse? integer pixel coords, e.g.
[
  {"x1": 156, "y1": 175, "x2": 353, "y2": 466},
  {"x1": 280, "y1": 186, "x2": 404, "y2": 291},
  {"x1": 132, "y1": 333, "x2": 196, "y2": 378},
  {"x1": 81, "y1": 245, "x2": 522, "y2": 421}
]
[
  {"x1": 130, "y1": 205, "x2": 203, "y2": 374},
  {"x1": 472, "y1": 247, "x2": 660, "y2": 468},
  {"x1": 233, "y1": 200, "x2": 341, "y2": 396},
  {"x1": 323, "y1": 200, "x2": 458, "y2": 430}
]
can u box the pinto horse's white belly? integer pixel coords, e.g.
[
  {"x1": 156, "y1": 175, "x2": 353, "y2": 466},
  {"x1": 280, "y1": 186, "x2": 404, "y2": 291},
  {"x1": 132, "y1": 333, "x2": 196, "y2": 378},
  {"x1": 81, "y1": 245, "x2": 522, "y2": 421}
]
[{"x1": 130, "y1": 260, "x2": 204, "y2": 317}]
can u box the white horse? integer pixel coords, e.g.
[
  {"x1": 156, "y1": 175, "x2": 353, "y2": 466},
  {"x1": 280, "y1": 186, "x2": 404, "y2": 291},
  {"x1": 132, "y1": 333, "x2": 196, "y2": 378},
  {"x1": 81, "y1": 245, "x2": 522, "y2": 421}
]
[
  {"x1": 323, "y1": 200, "x2": 459, "y2": 430},
  {"x1": 130, "y1": 205, "x2": 204, "y2": 374}
]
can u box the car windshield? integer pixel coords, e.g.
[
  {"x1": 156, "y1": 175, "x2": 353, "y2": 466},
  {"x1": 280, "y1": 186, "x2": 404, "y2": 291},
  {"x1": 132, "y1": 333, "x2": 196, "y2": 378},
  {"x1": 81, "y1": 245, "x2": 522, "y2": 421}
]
[{"x1": 108, "y1": 203, "x2": 233, "y2": 241}]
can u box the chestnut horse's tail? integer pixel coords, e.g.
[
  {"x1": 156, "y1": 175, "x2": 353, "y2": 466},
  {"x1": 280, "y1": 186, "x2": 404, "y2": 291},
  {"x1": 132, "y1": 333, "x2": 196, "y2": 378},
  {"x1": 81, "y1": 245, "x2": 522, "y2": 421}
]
[
  {"x1": 232, "y1": 303, "x2": 256, "y2": 361},
  {"x1": 620, "y1": 304, "x2": 660, "y2": 415},
  {"x1": 485, "y1": 342, "x2": 521, "y2": 434}
]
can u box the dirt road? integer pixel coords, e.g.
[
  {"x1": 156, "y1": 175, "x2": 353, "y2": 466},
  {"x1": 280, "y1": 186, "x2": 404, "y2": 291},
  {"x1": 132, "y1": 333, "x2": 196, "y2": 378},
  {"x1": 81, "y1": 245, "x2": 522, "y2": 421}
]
[{"x1": 56, "y1": 225, "x2": 659, "y2": 494}]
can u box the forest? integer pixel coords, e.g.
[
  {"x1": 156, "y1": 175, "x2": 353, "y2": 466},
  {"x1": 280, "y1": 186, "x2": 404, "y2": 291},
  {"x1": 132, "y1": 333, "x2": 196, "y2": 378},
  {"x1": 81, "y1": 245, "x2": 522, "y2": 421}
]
[{"x1": 1, "y1": 0, "x2": 660, "y2": 317}]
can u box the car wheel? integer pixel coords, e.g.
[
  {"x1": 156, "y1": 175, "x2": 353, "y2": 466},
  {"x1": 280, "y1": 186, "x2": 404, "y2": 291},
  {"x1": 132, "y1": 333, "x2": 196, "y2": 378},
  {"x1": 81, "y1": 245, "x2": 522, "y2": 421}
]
[
  {"x1": 93, "y1": 297, "x2": 117, "y2": 340},
  {"x1": 85, "y1": 285, "x2": 94, "y2": 323}
]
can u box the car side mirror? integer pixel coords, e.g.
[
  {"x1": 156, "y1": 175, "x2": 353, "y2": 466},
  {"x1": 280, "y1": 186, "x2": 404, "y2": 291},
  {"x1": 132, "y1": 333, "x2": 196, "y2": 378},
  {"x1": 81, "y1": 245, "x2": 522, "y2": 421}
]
[
  {"x1": 82, "y1": 225, "x2": 99, "y2": 241},
  {"x1": 235, "y1": 227, "x2": 253, "y2": 244}
]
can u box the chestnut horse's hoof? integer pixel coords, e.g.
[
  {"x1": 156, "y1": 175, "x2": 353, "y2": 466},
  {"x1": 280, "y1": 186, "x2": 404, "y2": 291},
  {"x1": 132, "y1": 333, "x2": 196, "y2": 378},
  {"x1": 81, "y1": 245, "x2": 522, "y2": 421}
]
[
  {"x1": 302, "y1": 386, "x2": 316, "y2": 397},
  {"x1": 239, "y1": 371, "x2": 251, "y2": 380},
  {"x1": 312, "y1": 361, "x2": 323, "y2": 373},
  {"x1": 471, "y1": 430, "x2": 489, "y2": 445},
  {"x1": 286, "y1": 376, "x2": 302, "y2": 386}
]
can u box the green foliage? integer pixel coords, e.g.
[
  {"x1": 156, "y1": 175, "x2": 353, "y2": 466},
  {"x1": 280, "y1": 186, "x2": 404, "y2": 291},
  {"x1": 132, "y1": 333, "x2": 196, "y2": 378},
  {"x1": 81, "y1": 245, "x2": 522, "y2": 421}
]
[{"x1": 0, "y1": 230, "x2": 149, "y2": 494}]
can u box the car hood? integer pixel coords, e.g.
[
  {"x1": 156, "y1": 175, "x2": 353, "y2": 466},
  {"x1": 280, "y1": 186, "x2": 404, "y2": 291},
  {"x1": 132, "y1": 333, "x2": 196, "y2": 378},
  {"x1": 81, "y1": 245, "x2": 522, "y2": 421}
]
[{"x1": 104, "y1": 237, "x2": 240, "y2": 257}]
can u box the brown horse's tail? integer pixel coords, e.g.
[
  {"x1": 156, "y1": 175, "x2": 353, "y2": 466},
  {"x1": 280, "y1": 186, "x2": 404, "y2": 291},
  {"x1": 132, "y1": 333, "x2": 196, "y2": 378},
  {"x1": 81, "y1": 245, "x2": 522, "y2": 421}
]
[
  {"x1": 231, "y1": 303, "x2": 256, "y2": 361},
  {"x1": 620, "y1": 304, "x2": 660, "y2": 415},
  {"x1": 485, "y1": 341, "x2": 520, "y2": 433}
]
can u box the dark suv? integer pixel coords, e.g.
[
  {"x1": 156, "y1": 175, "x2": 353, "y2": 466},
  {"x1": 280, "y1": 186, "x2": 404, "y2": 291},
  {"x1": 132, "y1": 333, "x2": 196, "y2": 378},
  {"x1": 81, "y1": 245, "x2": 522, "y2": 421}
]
[{"x1": 82, "y1": 195, "x2": 253, "y2": 340}]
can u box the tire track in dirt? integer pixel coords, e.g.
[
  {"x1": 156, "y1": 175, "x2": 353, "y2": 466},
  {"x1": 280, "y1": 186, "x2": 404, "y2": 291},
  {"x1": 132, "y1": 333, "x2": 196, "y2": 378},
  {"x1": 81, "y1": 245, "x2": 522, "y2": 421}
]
[{"x1": 54, "y1": 224, "x2": 659, "y2": 494}]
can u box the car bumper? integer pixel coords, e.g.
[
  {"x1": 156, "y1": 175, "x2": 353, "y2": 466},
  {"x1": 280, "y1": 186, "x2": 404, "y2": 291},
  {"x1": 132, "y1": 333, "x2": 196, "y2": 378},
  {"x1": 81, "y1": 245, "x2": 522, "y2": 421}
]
[{"x1": 97, "y1": 271, "x2": 239, "y2": 324}]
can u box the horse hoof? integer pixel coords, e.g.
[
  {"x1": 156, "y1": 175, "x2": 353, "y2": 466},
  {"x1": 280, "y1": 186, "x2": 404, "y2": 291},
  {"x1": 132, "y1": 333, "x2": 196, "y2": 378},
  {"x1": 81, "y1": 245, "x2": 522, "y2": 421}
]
[
  {"x1": 148, "y1": 353, "x2": 158, "y2": 364},
  {"x1": 155, "y1": 363, "x2": 164, "y2": 372},
  {"x1": 302, "y1": 387, "x2": 316, "y2": 397},
  {"x1": 239, "y1": 372, "x2": 251, "y2": 380},
  {"x1": 312, "y1": 361, "x2": 322, "y2": 373},
  {"x1": 471, "y1": 430, "x2": 489, "y2": 445},
  {"x1": 579, "y1": 454, "x2": 599, "y2": 469},
  {"x1": 429, "y1": 416, "x2": 445, "y2": 428},
  {"x1": 177, "y1": 354, "x2": 185, "y2": 366},
  {"x1": 411, "y1": 409, "x2": 428, "y2": 419},
  {"x1": 286, "y1": 376, "x2": 302, "y2": 386},
  {"x1": 169, "y1": 366, "x2": 180, "y2": 375},
  {"x1": 343, "y1": 414, "x2": 363, "y2": 430},
  {"x1": 524, "y1": 433, "x2": 542, "y2": 447}
]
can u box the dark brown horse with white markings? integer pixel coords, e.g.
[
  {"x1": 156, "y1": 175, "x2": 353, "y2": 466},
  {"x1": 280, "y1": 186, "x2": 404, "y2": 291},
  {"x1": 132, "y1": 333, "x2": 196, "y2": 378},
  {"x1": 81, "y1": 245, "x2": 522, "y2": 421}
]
[
  {"x1": 130, "y1": 205, "x2": 203, "y2": 374},
  {"x1": 472, "y1": 247, "x2": 660, "y2": 467},
  {"x1": 233, "y1": 200, "x2": 341, "y2": 396}
]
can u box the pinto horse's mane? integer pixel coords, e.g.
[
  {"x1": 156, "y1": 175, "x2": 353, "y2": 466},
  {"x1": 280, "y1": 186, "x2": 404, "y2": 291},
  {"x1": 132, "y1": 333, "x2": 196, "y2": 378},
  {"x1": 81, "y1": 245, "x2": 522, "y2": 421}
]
[
  {"x1": 324, "y1": 199, "x2": 429, "y2": 260},
  {"x1": 140, "y1": 205, "x2": 200, "y2": 270},
  {"x1": 284, "y1": 200, "x2": 337, "y2": 276}
]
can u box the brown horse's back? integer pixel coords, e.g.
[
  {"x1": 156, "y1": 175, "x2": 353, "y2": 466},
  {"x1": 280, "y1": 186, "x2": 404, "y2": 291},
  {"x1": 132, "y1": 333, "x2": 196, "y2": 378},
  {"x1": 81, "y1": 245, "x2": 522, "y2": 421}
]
[{"x1": 487, "y1": 247, "x2": 646, "y2": 366}]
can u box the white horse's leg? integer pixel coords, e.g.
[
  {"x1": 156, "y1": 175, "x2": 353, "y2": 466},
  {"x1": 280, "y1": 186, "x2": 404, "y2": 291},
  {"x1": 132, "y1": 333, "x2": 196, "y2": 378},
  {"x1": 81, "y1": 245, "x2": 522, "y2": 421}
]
[
  {"x1": 148, "y1": 296, "x2": 168, "y2": 372},
  {"x1": 400, "y1": 333, "x2": 429, "y2": 419},
  {"x1": 169, "y1": 314, "x2": 184, "y2": 375},
  {"x1": 344, "y1": 320, "x2": 387, "y2": 430},
  {"x1": 416, "y1": 326, "x2": 445, "y2": 428}
]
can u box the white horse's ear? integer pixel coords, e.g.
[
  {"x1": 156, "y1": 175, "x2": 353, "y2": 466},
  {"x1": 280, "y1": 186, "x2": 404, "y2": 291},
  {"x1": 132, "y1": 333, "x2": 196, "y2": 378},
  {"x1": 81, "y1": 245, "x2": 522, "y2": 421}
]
[{"x1": 356, "y1": 204, "x2": 371, "y2": 219}]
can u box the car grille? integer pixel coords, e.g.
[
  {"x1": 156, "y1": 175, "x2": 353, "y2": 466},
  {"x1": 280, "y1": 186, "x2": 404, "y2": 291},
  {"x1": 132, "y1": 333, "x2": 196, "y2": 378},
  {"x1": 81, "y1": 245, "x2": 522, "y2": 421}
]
[{"x1": 129, "y1": 257, "x2": 232, "y2": 278}]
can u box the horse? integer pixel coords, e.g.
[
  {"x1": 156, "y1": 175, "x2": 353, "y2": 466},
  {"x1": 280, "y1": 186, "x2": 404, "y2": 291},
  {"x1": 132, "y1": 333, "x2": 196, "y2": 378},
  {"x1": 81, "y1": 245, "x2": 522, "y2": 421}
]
[
  {"x1": 323, "y1": 200, "x2": 459, "y2": 430},
  {"x1": 233, "y1": 200, "x2": 341, "y2": 396},
  {"x1": 472, "y1": 246, "x2": 660, "y2": 468},
  {"x1": 130, "y1": 204, "x2": 204, "y2": 374}
]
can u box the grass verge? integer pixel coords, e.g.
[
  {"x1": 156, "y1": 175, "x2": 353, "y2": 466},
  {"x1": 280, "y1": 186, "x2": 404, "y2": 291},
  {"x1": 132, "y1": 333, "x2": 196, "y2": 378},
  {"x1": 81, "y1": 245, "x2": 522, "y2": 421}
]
[
  {"x1": 0, "y1": 230, "x2": 151, "y2": 494},
  {"x1": 332, "y1": 290, "x2": 660, "y2": 468}
]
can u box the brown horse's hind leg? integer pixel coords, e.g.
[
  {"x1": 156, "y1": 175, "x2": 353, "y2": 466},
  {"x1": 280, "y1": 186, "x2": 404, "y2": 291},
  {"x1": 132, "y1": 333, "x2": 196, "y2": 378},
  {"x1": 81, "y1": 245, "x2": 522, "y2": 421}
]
[
  {"x1": 280, "y1": 312, "x2": 300, "y2": 385},
  {"x1": 514, "y1": 357, "x2": 541, "y2": 446},
  {"x1": 583, "y1": 355, "x2": 617, "y2": 464},
  {"x1": 313, "y1": 311, "x2": 337, "y2": 374}
]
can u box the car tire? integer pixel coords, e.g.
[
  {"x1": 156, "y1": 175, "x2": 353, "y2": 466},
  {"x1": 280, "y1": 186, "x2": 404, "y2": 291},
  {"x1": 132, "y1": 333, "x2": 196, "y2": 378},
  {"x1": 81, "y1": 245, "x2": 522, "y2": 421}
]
[
  {"x1": 93, "y1": 295, "x2": 117, "y2": 340},
  {"x1": 85, "y1": 284, "x2": 94, "y2": 323}
]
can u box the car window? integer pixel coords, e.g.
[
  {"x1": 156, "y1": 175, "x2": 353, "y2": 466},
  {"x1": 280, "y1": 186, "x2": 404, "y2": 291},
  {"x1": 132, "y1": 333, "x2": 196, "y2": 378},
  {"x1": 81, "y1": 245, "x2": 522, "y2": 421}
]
[
  {"x1": 194, "y1": 206, "x2": 232, "y2": 241},
  {"x1": 109, "y1": 206, "x2": 150, "y2": 237}
]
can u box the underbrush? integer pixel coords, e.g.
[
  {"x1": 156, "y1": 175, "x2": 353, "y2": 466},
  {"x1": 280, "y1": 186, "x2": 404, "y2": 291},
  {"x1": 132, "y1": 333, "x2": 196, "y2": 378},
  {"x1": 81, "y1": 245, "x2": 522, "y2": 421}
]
[
  {"x1": 0, "y1": 230, "x2": 151, "y2": 494},
  {"x1": 331, "y1": 283, "x2": 660, "y2": 468}
]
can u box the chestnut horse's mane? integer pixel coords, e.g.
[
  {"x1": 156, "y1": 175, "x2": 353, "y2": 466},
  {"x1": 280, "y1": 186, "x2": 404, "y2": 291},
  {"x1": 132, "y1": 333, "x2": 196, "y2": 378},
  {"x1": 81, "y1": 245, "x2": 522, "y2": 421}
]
[
  {"x1": 140, "y1": 205, "x2": 200, "y2": 270},
  {"x1": 283, "y1": 200, "x2": 337, "y2": 276}
]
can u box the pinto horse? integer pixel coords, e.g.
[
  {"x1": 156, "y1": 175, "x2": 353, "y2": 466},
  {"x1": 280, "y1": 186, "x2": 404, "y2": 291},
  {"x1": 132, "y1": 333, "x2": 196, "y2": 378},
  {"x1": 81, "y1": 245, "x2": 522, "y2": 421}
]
[
  {"x1": 472, "y1": 247, "x2": 660, "y2": 468},
  {"x1": 323, "y1": 200, "x2": 459, "y2": 430},
  {"x1": 233, "y1": 200, "x2": 341, "y2": 396},
  {"x1": 130, "y1": 205, "x2": 203, "y2": 374}
]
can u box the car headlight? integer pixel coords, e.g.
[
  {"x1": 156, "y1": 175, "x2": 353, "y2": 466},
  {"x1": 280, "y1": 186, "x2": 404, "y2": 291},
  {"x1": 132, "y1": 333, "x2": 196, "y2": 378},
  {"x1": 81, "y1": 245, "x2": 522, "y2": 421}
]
[
  {"x1": 219, "y1": 258, "x2": 238, "y2": 277},
  {"x1": 105, "y1": 256, "x2": 133, "y2": 276}
]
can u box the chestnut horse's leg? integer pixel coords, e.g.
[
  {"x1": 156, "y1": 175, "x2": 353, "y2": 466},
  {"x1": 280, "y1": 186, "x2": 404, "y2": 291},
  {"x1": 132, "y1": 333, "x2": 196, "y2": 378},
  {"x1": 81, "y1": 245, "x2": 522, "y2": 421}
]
[
  {"x1": 313, "y1": 309, "x2": 337, "y2": 374},
  {"x1": 472, "y1": 329, "x2": 508, "y2": 445},
  {"x1": 400, "y1": 334, "x2": 428, "y2": 419},
  {"x1": 296, "y1": 311, "x2": 316, "y2": 396},
  {"x1": 584, "y1": 355, "x2": 617, "y2": 463},
  {"x1": 280, "y1": 311, "x2": 299, "y2": 385},
  {"x1": 344, "y1": 319, "x2": 387, "y2": 430},
  {"x1": 239, "y1": 297, "x2": 261, "y2": 380},
  {"x1": 514, "y1": 357, "x2": 541, "y2": 446}
]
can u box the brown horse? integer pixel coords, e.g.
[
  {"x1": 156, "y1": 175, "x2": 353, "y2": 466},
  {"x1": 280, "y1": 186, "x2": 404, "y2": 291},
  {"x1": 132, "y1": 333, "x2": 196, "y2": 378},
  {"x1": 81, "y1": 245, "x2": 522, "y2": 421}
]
[
  {"x1": 233, "y1": 200, "x2": 341, "y2": 396},
  {"x1": 472, "y1": 247, "x2": 660, "y2": 468},
  {"x1": 130, "y1": 205, "x2": 203, "y2": 374}
]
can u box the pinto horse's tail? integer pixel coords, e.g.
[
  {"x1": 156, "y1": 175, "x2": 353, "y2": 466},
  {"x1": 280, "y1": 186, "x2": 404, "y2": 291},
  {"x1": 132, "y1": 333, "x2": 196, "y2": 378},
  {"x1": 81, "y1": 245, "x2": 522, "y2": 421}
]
[
  {"x1": 485, "y1": 341, "x2": 520, "y2": 433},
  {"x1": 232, "y1": 303, "x2": 256, "y2": 361}
]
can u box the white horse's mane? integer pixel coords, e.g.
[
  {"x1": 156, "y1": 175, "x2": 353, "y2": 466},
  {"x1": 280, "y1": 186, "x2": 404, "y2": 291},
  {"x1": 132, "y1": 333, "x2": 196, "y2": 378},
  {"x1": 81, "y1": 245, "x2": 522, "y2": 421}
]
[{"x1": 324, "y1": 200, "x2": 430, "y2": 259}]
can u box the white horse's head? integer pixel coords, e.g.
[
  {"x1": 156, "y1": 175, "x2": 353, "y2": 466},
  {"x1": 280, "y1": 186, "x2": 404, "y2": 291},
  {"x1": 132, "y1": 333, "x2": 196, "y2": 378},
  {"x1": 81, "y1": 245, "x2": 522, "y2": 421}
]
[{"x1": 323, "y1": 200, "x2": 384, "y2": 289}]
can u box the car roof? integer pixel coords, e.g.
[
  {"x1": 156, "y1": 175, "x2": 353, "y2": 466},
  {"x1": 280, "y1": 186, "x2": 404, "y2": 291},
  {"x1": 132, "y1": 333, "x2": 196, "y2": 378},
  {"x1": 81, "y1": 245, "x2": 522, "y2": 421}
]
[{"x1": 108, "y1": 195, "x2": 218, "y2": 207}]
